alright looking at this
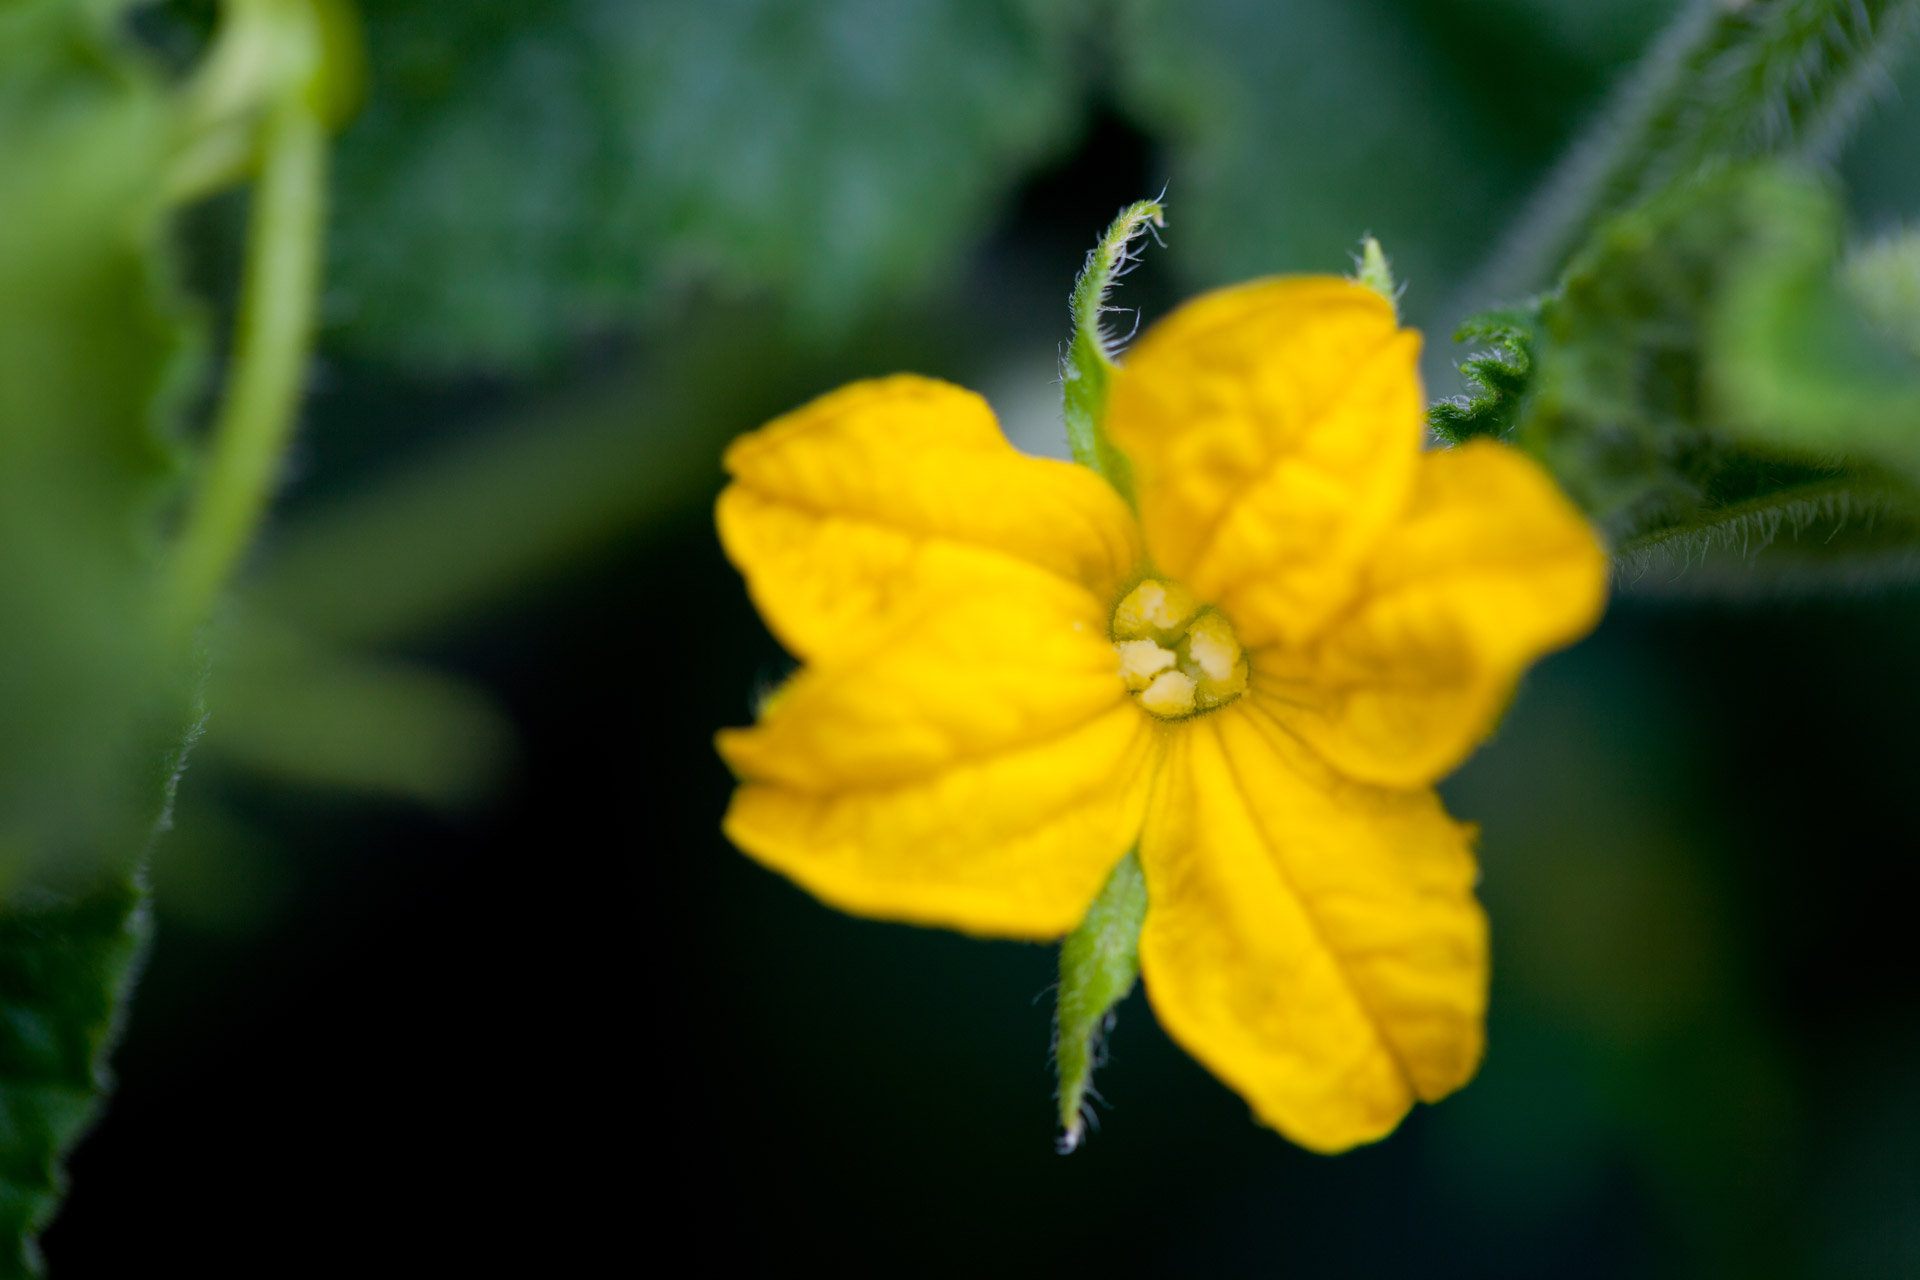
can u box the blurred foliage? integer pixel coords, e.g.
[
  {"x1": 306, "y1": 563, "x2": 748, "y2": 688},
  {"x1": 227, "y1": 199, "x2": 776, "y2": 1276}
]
[
  {"x1": 1844, "y1": 229, "x2": 1920, "y2": 357},
  {"x1": 0, "y1": 5, "x2": 194, "y2": 1270},
  {"x1": 0, "y1": 0, "x2": 196, "y2": 889},
  {"x1": 1465, "y1": 0, "x2": 1920, "y2": 303},
  {"x1": 327, "y1": 0, "x2": 1093, "y2": 369},
  {"x1": 320, "y1": 0, "x2": 1686, "y2": 370},
  {"x1": 1521, "y1": 168, "x2": 1876, "y2": 546},
  {"x1": 1713, "y1": 178, "x2": 1920, "y2": 483},
  {"x1": 1112, "y1": 0, "x2": 1638, "y2": 315},
  {"x1": 1441, "y1": 164, "x2": 1920, "y2": 586}
]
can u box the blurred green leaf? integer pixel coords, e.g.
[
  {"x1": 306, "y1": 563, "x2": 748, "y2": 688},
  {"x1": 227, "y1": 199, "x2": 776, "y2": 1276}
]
[
  {"x1": 0, "y1": 873, "x2": 147, "y2": 1279},
  {"x1": 1710, "y1": 182, "x2": 1920, "y2": 486},
  {"x1": 1521, "y1": 167, "x2": 1825, "y2": 542},
  {"x1": 252, "y1": 363, "x2": 732, "y2": 644},
  {"x1": 326, "y1": 0, "x2": 1092, "y2": 369},
  {"x1": 1115, "y1": 0, "x2": 1503, "y2": 310},
  {"x1": 1843, "y1": 230, "x2": 1920, "y2": 359},
  {"x1": 203, "y1": 618, "x2": 510, "y2": 807},
  {"x1": 1516, "y1": 165, "x2": 1920, "y2": 583},
  {"x1": 0, "y1": 4, "x2": 202, "y2": 1263},
  {"x1": 0, "y1": 0, "x2": 197, "y2": 884}
]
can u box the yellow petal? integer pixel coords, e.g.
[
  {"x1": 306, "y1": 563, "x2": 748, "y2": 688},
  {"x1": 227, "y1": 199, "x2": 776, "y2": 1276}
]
[
  {"x1": 716, "y1": 539, "x2": 1155, "y2": 937},
  {"x1": 1251, "y1": 439, "x2": 1609, "y2": 789},
  {"x1": 1136, "y1": 702, "x2": 1487, "y2": 1153},
  {"x1": 1105, "y1": 278, "x2": 1422, "y2": 649},
  {"x1": 719, "y1": 375, "x2": 1142, "y2": 664},
  {"x1": 717, "y1": 544, "x2": 1124, "y2": 791},
  {"x1": 724, "y1": 704, "x2": 1160, "y2": 938}
]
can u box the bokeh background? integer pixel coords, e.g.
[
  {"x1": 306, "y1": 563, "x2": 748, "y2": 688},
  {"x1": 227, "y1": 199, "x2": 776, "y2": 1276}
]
[{"x1": 43, "y1": 1, "x2": 1920, "y2": 1273}]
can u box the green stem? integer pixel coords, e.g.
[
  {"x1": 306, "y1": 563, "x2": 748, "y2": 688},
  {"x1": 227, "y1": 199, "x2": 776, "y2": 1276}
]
[
  {"x1": 1062, "y1": 198, "x2": 1164, "y2": 502},
  {"x1": 162, "y1": 91, "x2": 326, "y2": 643},
  {"x1": 1461, "y1": 0, "x2": 1920, "y2": 309}
]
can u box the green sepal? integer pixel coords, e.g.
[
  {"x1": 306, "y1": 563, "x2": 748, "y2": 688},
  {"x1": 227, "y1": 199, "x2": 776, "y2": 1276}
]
[
  {"x1": 0, "y1": 870, "x2": 151, "y2": 1278},
  {"x1": 1062, "y1": 199, "x2": 1165, "y2": 504},
  {"x1": 1053, "y1": 851, "x2": 1147, "y2": 1153},
  {"x1": 1351, "y1": 235, "x2": 1400, "y2": 315},
  {"x1": 1429, "y1": 308, "x2": 1539, "y2": 444}
]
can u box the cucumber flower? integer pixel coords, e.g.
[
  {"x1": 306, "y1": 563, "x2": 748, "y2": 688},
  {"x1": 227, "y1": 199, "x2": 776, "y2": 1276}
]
[{"x1": 715, "y1": 277, "x2": 1607, "y2": 1152}]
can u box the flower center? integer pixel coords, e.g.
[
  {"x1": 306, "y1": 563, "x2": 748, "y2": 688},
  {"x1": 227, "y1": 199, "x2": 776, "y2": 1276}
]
[{"x1": 1110, "y1": 578, "x2": 1249, "y2": 719}]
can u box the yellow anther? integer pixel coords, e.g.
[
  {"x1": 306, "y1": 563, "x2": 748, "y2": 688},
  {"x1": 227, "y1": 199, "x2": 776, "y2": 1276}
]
[
  {"x1": 1138, "y1": 670, "x2": 1198, "y2": 717},
  {"x1": 1112, "y1": 583, "x2": 1249, "y2": 720},
  {"x1": 1112, "y1": 579, "x2": 1199, "y2": 642},
  {"x1": 1115, "y1": 638, "x2": 1177, "y2": 691},
  {"x1": 1184, "y1": 613, "x2": 1241, "y2": 682}
]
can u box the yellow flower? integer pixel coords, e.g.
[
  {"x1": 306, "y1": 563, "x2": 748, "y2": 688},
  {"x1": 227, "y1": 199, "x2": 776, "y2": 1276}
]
[{"x1": 714, "y1": 277, "x2": 1608, "y2": 1152}]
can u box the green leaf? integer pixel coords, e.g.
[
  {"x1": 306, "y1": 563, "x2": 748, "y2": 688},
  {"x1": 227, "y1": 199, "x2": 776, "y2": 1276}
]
[
  {"x1": 326, "y1": 0, "x2": 1091, "y2": 370},
  {"x1": 0, "y1": 0, "x2": 198, "y2": 885},
  {"x1": 0, "y1": 872, "x2": 148, "y2": 1279},
  {"x1": 1841, "y1": 230, "x2": 1920, "y2": 359},
  {"x1": 1704, "y1": 180, "x2": 1920, "y2": 490},
  {"x1": 250, "y1": 360, "x2": 739, "y2": 646},
  {"x1": 202, "y1": 619, "x2": 510, "y2": 808},
  {"x1": 0, "y1": 5, "x2": 204, "y2": 1262},
  {"x1": 1053, "y1": 851, "x2": 1146, "y2": 1153}
]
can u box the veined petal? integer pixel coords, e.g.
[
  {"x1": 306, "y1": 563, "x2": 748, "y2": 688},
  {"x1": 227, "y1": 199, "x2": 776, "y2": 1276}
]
[
  {"x1": 1106, "y1": 278, "x2": 1422, "y2": 649},
  {"x1": 717, "y1": 544, "x2": 1123, "y2": 791},
  {"x1": 719, "y1": 375, "x2": 1142, "y2": 664},
  {"x1": 1137, "y1": 703, "x2": 1487, "y2": 1153},
  {"x1": 1251, "y1": 440, "x2": 1609, "y2": 789},
  {"x1": 724, "y1": 704, "x2": 1160, "y2": 938}
]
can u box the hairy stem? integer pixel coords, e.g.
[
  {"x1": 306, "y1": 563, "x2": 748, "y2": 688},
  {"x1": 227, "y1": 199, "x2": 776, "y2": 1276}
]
[{"x1": 1463, "y1": 0, "x2": 1920, "y2": 310}]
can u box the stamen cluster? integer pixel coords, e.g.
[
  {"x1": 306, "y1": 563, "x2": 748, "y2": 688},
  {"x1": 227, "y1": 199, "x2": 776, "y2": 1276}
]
[{"x1": 1111, "y1": 579, "x2": 1248, "y2": 719}]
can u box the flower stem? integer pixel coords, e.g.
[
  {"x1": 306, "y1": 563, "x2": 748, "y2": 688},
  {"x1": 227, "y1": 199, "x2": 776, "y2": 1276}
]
[
  {"x1": 1062, "y1": 198, "x2": 1165, "y2": 503},
  {"x1": 162, "y1": 90, "x2": 326, "y2": 644}
]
